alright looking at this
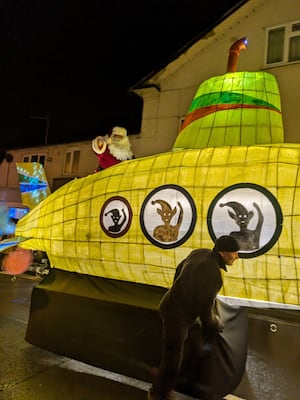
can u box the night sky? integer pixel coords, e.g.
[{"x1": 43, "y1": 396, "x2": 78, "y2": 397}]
[{"x1": 0, "y1": 0, "x2": 247, "y2": 149}]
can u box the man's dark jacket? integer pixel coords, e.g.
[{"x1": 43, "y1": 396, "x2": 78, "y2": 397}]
[{"x1": 159, "y1": 248, "x2": 226, "y2": 329}]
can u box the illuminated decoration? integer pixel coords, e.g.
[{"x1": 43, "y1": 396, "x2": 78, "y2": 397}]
[
  {"x1": 0, "y1": 236, "x2": 30, "y2": 252},
  {"x1": 100, "y1": 196, "x2": 132, "y2": 238},
  {"x1": 8, "y1": 206, "x2": 29, "y2": 221},
  {"x1": 2, "y1": 246, "x2": 33, "y2": 275},
  {"x1": 14, "y1": 39, "x2": 300, "y2": 307},
  {"x1": 207, "y1": 183, "x2": 283, "y2": 258},
  {"x1": 173, "y1": 71, "x2": 284, "y2": 149},
  {"x1": 15, "y1": 143, "x2": 300, "y2": 306},
  {"x1": 16, "y1": 162, "x2": 50, "y2": 209},
  {"x1": 0, "y1": 201, "x2": 17, "y2": 237},
  {"x1": 140, "y1": 184, "x2": 196, "y2": 249}
]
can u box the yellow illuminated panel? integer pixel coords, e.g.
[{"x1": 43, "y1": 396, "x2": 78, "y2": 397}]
[
  {"x1": 14, "y1": 71, "x2": 300, "y2": 307},
  {"x1": 173, "y1": 72, "x2": 284, "y2": 150},
  {"x1": 16, "y1": 144, "x2": 300, "y2": 306}
]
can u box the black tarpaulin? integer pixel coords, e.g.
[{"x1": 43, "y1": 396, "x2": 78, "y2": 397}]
[
  {"x1": 178, "y1": 300, "x2": 248, "y2": 399},
  {"x1": 25, "y1": 268, "x2": 248, "y2": 398}
]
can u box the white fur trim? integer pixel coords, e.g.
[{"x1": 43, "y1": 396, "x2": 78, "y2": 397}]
[{"x1": 111, "y1": 126, "x2": 127, "y2": 137}]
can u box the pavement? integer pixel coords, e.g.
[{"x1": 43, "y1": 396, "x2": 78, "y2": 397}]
[{"x1": 0, "y1": 272, "x2": 246, "y2": 400}]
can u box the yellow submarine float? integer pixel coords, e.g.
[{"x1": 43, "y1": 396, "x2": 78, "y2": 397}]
[
  {"x1": 12, "y1": 38, "x2": 300, "y2": 398},
  {"x1": 15, "y1": 37, "x2": 300, "y2": 308}
]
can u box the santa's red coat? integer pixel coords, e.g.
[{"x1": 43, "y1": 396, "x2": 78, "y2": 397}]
[{"x1": 96, "y1": 146, "x2": 121, "y2": 170}]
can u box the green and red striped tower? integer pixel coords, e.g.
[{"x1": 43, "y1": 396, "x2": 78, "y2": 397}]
[{"x1": 173, "y1": 39, "x2": 284, "y2": 150}]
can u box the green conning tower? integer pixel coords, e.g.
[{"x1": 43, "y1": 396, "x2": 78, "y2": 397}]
[{"x1": 173, "y1": 38, "x2": 284, "y2": 150}]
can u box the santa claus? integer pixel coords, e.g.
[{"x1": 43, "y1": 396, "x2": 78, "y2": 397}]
[{"x1": 92, "y1": 126, "x2": 134, "y2": 171}]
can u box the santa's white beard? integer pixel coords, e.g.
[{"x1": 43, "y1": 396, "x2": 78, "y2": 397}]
[{"x1": 109, "y1": 137, "x2": 134, "y2": 161}]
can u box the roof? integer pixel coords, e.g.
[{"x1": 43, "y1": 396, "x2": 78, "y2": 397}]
[{"x1": 131, "y1": 0, "x2": 249, "y2": 90}]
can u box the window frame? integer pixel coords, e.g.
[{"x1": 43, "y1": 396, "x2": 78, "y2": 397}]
[
  {"x1": 23, "y1": 153, "x2": 46, "y2": 166},
  {"x1": 265, "y1": 20, "x2": 300, "y2": 67},
  {"x1": 178, "y1": 116, "x2": 186, "y2": 132},
  {"x1": 63, "y1": 148, "x2": 80, "y2": 176}
]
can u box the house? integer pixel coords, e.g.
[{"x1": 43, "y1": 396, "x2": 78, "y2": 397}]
[
  {"x1": 1, "y1": 0, "x2": 299, "y2": 205},
  {"x1": 132, "y1": 0, "x2": 300, "y2": 156},
  {"x1": 0, "y1": 140, "x2": 96, "y2": 209}
]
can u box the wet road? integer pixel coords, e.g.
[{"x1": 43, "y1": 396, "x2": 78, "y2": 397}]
[
  {"x1": 0, "y1": 273, "x2": 244, "y2": 400},
  {"x1": 0, "y1": 273, "x2": 149, "y2": 400}
]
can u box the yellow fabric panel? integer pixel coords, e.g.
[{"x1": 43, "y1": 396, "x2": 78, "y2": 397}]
[{"x1": 16, "y1": 143, "x2": 300, "y2": 306}]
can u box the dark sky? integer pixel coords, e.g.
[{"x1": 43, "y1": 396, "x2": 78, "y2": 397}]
[{"x1": 0, "y1": 0, "x2": 247, "y2": 149}]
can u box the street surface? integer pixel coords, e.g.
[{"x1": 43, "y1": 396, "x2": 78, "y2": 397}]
[{"x1": 0, "y1": 272, "x2": 244, "y2": 400}]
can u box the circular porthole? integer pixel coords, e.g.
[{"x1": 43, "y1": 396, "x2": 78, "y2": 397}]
[
  {"x1": 140, "y1": 184, "x2": 197, "y2": 249},
  {"x1": 207, "y1": 183, "x2": 283, "y2": 258},
  {"x1": 100, "y1": 196, "x2": 132, "y2": 238}
]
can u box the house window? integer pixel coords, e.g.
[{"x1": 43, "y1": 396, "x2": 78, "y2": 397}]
[
  {"x1": 266, "y1": 21, "x2": 300, "y2": 65},
  {"x1": 63, "y1": 149, "x2": 80, "y2": 175},
  {"x1": 178, "y1": 116, "x2": 186, "y2": 131},
  {"x1": 23, "y1": 154, "x2": 46, "y2": 166}
]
